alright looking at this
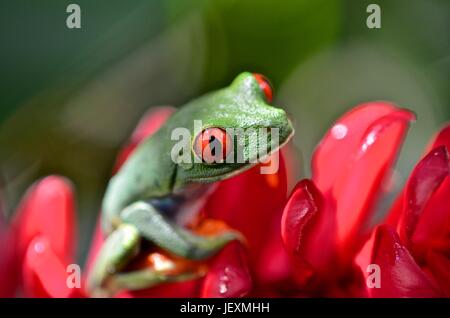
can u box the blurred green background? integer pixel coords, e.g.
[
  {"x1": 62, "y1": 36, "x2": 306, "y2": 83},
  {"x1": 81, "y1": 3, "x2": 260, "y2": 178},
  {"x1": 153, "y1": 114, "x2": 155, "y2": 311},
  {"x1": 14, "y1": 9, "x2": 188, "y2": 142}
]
[{"x1": 0, "y1": 0, "x2": 449, "y2": 264}]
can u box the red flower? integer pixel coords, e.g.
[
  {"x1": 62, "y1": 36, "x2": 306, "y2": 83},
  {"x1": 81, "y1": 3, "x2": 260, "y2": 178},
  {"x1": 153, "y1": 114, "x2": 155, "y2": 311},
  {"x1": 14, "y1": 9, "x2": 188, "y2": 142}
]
[
  {"x1": 368, "y1": 126, "x2": 450, "y2": 297},
  {"x1": 1, "y1": 102, "x2": 448, "y2": 298},
  {"x1": 281, "y1": 102, "x2": 450, "y2": 297},
  {"x1": 1, "y1": 176, "x2": 82, "y2": 297}
]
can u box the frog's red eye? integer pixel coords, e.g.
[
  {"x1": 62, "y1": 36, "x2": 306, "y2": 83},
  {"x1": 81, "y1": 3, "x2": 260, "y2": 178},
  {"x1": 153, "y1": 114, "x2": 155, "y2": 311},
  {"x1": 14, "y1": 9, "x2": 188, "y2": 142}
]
[
  {"x1": 193, "y1": 128, "x2": 232, "y2": 164},
  {"x1": 253, "y1": 73, "x2": 273, "y2": 103}
]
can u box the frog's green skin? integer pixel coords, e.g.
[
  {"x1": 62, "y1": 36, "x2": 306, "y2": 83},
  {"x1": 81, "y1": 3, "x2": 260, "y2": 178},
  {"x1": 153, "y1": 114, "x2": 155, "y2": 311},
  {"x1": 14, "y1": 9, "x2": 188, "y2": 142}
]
[{"x1": 87, "y1": 72, "x2": 294, "y2": 297}]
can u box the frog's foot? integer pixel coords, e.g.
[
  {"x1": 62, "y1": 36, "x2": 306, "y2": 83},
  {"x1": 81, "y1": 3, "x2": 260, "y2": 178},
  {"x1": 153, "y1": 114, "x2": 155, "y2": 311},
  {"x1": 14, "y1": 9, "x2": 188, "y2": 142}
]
[
  {"x1": 120, "y1": 201, "x2": 243, "y2": 260},
  {"x1": 86, "y1": 224, "x2": 140, "y2": 297}
]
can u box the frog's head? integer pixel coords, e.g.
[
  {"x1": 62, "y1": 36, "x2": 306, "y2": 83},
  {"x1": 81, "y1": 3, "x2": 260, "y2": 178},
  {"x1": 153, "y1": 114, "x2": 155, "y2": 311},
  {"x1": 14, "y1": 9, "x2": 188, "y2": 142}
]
[{"x1": 173, "y1": 72, "x2": 294, "y2": 188}]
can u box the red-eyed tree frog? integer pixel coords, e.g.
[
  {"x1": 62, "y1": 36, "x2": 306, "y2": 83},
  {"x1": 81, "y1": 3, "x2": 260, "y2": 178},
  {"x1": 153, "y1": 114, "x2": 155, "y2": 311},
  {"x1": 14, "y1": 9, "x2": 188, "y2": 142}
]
[{"x1": 87, "y1": 72, "x2": 294, "y2": 296}]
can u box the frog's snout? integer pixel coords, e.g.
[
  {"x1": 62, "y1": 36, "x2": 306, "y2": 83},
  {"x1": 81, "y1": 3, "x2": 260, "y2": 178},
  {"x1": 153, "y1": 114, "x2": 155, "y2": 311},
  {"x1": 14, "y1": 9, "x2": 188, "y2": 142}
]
[{"x1": 271, "y1": 108, "x2": 294, "y2": 144}]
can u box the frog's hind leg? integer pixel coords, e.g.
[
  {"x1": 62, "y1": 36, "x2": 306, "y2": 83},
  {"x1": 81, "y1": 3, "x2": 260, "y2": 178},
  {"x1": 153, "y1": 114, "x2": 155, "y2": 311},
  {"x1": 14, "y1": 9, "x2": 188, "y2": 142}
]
[
  {"x1": 86, "y1": 223, "x2": 140, "y2": 297},
  {"x1": 120, "y1": 201, "x2": 242, "y2": 260},
  {"x1": 105, "y1": 267, "x2": 199, "y2": 293}
]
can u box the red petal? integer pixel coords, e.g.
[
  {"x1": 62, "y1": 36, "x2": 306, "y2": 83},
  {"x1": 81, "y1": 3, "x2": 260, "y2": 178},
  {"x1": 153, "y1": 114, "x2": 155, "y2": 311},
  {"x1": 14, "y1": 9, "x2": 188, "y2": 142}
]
[
  {"x1": 22, "y1": 236, "x2": 77, "y2": 298},
  {"x1": 281, "y1": 180, "x2": 320, "y2": 255},
  {"x1": 312, "y1": 103, "x2": 414, "y2": 259},
  {"x1": 13, "y1": 176, "x2": 76, "y2": 263},
  {"x1": 397, "y1": 146, "x2": 449, "y2": 248},
  {"x1": 411, "y1": 125, "x2": 450, "y2": 255},
  {"x1": 413, "y1": 177, "x2": 450, "y2": 253},
  {"x1": 281, "y1": 179, "x2": 322, "y2": 272},
  {"x1": 381, "y1": 126, "x2": 450, "y2": 297},
  {"x1": 113, "y1": 106, "x2": 175, "y2": 172},
  {"x1": 203, "y1": 151, "x2": 289, "y2": 284},
  {"x1": 370, "y1": 225, "x2": 440, "y2": 297},
  {"x1": 426, "y1": 123, "x2": 450, "y2": 153},
  {"x1": 201, "y1": 242, "x2": 252, "y2": 298},
  {"x1": 386, "y1": 124, "x2": 450, "y2": 227},
  {"x1": 281, "y1": 179, "x2": 362, "y2": 291},
  {"x1": 313, "y1": 102, "x2": 406, "y2": 190}
]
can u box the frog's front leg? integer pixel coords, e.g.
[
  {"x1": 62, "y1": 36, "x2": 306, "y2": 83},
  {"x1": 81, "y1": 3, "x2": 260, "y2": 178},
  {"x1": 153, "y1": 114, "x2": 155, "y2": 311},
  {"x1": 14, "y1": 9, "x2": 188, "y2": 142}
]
[
  {"x1": 88, "y1": 201, "x2": 241, "y2": 296},
  {"x1": 87, "y1": 223, "x2": 140, "y2": 297},
  {"x1": 121, "y1": 201, "x2": 242, "y2": 260},
  {"x1": 86, "y1": 220, "x2": 197, "y2": 296}
]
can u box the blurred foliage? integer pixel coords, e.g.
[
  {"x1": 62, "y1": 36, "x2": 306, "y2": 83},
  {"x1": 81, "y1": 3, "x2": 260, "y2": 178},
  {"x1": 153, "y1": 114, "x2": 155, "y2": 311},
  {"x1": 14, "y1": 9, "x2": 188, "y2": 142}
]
[{"x1": 0, "y1": 0, "x2": 448, "y2": 263}]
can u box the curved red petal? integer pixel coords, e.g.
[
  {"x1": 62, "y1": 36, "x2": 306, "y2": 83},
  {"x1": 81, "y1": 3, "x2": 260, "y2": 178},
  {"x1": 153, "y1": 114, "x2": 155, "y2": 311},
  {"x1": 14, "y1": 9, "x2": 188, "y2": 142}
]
[
  {"x1": 386, "y1": 124, "x2": 450, "y2": 228},
  {"x1": 408, "y1": 124, "x2": 450, "y2": 259},
  {"x1": 313, "y1": 102, "x2": 405, "y2": 190},
  {"x1": 281, "y1": 180, "x2": 320, "y2": 286},
  {"x1": 397, "y1": 146, "x2": 449, "y2": 248},
  {"x1": 201, "y1": 242, "x2": 252, "y2": 298},
  {"x1": 113, "y1": 106, "x2": 175, "y2": 172},
  {"x1": 14, "y1": 176, "x2": 76, "y2": 263},
  {"x1": 370, "y1": 225, "x2": 441, "y2": 297},
  {"x1": 426, "y1": 123, "x2": 450, "y2": 153},
  {"x1": 413, "y1": 177, "x2": 450, "y2": 255},
  {"x1": 203, "y1": 152, "x2": 289, "y2": 284},
  {"x1": 281, "y1": 180, "x2": 321, "y2": 260},
  {"x1": 22, "y1": 236, "x2": 77, "y2": 298},
  {"x1": 312, "y1": 103, "x2": 414, "y2": 259}
]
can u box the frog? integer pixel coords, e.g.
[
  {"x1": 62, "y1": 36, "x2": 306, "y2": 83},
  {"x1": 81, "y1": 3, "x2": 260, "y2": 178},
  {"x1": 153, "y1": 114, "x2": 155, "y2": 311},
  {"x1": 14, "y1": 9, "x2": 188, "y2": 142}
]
[{"x1": 86, "y1": 72, "x2": 294, "y2": 296}]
